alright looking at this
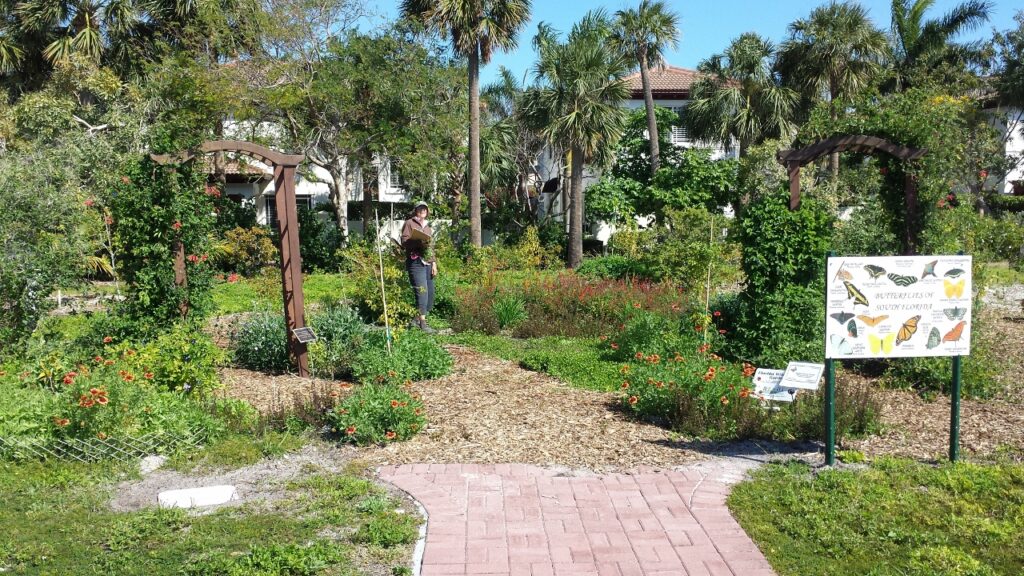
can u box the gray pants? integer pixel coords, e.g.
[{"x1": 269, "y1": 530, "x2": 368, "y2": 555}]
[{"x1": 406, "y1": 259, "x2": 434, "y2": 316}]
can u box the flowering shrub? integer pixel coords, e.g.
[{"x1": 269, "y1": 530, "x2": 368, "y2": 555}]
[
  {"x1": 350, "y1": 329, "x2": 452, "y2": 387},
  {"x1": 134, "y1": 323, "x2": 224, "y2": 396},
  {"x1": 45, "y1": 353, "x2": 220, "y2": 441},
  {"x1": 451, "y1": 272, "x2": 687, "y2": 338},
  {"x1": 326, "y1": 383, "x2": 425, "y2": 445},
  {"x1": 214, "y1": 226, "x2": 278, "y2": 276}
]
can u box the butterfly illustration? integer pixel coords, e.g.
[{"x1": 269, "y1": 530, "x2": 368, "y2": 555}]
[
  {"x1": 944, "y1": 279, "x2": 965, "y2": 298},
  {"x1": 830, "y1": 312, "x2": 855, "y2": 324},
  {"x1": 943, "y1": 321, "x2": 966, "y2": 342},
  {"x1": 857, "y1": 314, "x2": 888, "y2": 327},
  {"x1": 888, "y1": 273, "x2": 918, "y2": 287},
  {"x1": 834, "y1": 266, "x2": 853, "y2": 282},
  {"x1": 896, "y1": 315, "x2": 921, "y2": 345},
  {"x1": 943, "y1": 307, "x2": 966, "y2": 320},
  {"x1": 830, "y1": 334, "x2": 853, "y2": 356},
  {"x1": 921, "y1": 260, "x2": 937, "y2": 280},
  {"x1": 864, "y1": 265, "x2": 887, "y2": 279},
  {"x1": 844, "y1": 281, "x2": 869, "y2": 307},
  {"x1": 868, "y1": 333, "x2": 896, "y2": 355},
  {"x1": 847, "y1": 319, "x2": 858, "y2": 338},
  {"x1": 926, "y1": 327, "x2": 941, "y2": 349},
  {"x1": 944, "y1": 268, "x2": 965, "y2": 278}
]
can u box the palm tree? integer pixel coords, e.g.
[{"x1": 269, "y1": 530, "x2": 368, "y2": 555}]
[
  {"x1": 685, "y1": 32, "x2": 798, "y2": 158},
  {"x1": 610, "y1": 0, "x2": 680, "y2": 177},
  {"x1": 401, "y1": 0, "x2": 532, "y2": 248},
  {"x1": 481, "y1": 66, "x2": 544, "y2": 218},
  {"x1": 779, "y1": 1, "x2": 888, "y2": 175},
  {"x1": 523, "y1": 11, "x2": 630, "y2": 268},
  {"x1": 886, "y1": 0, "x2": 992, "y2": 92}
]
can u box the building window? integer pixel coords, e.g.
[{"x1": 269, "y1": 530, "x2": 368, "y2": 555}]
[
  {"x1": 388, "y1": 166, "x2": 405, "y2": 189},
  {"x1": 265, "y1": 195, "x2": 313, "y2": 227}
]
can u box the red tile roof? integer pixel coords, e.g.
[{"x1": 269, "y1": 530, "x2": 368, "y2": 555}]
[{"x1": 623, "y1": 65, "x2": 702, "y2": 98}]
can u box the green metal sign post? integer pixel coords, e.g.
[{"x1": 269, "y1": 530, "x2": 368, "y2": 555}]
[
  {"x1": 950, "y1": 355, "x2": 962, "y2": 462},
  {"x1": 824, "y1": 251, "x2": 836, "y2": 466}
]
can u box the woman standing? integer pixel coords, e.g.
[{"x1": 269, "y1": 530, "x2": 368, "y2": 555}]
[{"x1": 400, "y1": 201, "x2": 437, "y2": 332}]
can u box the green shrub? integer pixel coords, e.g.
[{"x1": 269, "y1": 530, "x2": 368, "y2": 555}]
[
  {"x1": 308, "y1": 305, "x2": 366, "y2": 380},
  {"x1": 733, "y1": 283, "x2": 826, "y2": 367},
  {"x1": 326, "y1": 383, "x2": 425, "y2": 445},
  {"x1": 350, "y1": 330, "x2": 452, "y2": 386},
  {"x1": 352, "y1": 512, "x2": 420, "y2": 547},
  {"x1": 576, "y1": 255, "x2": 654, "y2": 281},
  {"x1": 214, "y1": 226, "x2": 277, "y2": 276},
  {"x1": 296, "y1": 207, "x2": 342, "y2": 273},
  {"x1": 233, "y1": 312, "x2": 290, "y2": 373},
  {"x1": 988, "y1": 193, "x2": 1024, "y2": 215},
  {"x1": 342, "y1": 243, "x2": 417, "y2": 326},
  {"x1": 135, "y1": 322, "x2": 224, "y2": 396},
  {"x1": 492, "y1": 293, "x2": 528, "y2": 329},
  {"x1": 832, "y1": 194, "x2": 901, "y2": 256}
]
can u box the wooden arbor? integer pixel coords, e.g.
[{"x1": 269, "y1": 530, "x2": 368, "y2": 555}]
[
  {"x1": 777, "y1": 135, "x2": 928, "y2": 254},
  {"x1": 152, "y1": 141, "x2": 310, "y2": 376}
]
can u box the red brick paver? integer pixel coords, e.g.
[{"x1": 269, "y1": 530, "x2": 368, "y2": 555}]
[{"x1": 378, "y1": 464, "x2": 774, "y2": 576}]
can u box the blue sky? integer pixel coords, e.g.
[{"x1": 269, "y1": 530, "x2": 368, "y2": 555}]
[{"x1": 364, "y1": 0, "x2": 1021, "y2": 85}]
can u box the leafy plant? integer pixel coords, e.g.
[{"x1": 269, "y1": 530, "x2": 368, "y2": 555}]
[
  {"x1": 233, "y1": 312, "x2": 290, "y2": 374},
  {"x1": 326, "y1": 383, "x2": 425, "y2": 445},
  {"x1": 135, "y1": 322, "x2": 224, "y2": 396},
  {"x1": 350, "y1": 330, "x2": 452, "y2": 387},
  {"x1": 308, "y1": 305, "x2": 366, "y2": 380},
  {"x1": 214, "y1": 226, "x2": 278, "y2": 276},
  {"x1": 492, "y1": 293, "x2": 528, "y2": 329}
]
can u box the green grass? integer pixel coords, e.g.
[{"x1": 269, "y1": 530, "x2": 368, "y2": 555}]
[
  {"x1": 212, "y1": 273, "x2": 352, "y2": 315},
  {"x1": 982, "y1": 262, "x2": 1024, "y2": 287},
  {"x1": 728, "y1": 458, "x2": 1024, "y2": 576},
  {"x1": 444, "y1": 333, "x2": 622, "y2": 392},
  {"x1": 166, "y1": 431, "x2": 308, "y2": 472},
  {"x1": 0, "y1": 440, "x2": 419, "y2": 575}
]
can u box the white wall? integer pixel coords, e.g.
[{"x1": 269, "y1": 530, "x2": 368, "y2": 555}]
[
  {"x1": 1003, "y1": 108, "x2": 1024, "y2": 194},
  {"x1": 624, "y1": 98, "x2": 738, "y2": 160}
]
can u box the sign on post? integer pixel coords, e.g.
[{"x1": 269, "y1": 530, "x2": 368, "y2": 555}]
[{"x1": 826, "y1": 255, "x2": 972, "y2": 359}]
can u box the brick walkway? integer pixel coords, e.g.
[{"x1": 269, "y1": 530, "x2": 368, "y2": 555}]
[{"x1": 378, "y1": 463, "x2": 774, "y2": 576}]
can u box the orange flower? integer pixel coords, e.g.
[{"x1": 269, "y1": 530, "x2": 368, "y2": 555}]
[
  {"x1": 619, "y1": 365, "x2": 631, "y2": 374},
  {"x1": 96, "y1": 396, "x2": 109, "y2": 405},
  {"x1": 97, "y1": 432, "x2": 108, "y2": 440},
  {"x1": 709, "y1": 353, "x2": 721, "y2": 361},
  {"x1": 89, "y1": 388, "x2": 102, "y2": 396},
  {"x1": 390, "y1": 399, "x2": 400, "y2": 408},
  {"x1": 63, "y1": 375, "x2": 74, "y2": 385},
  {"x1": 125, "y1": 349, "x2": 136, "y2": 356},
  {"x1": 414, "y1": 408, "x2": 422, "y2": 415},
  {"x1": 647, "y1": 354, "x2": 660, "y2": 364},
  {"x1": 94, "y1": 356, "x2": 103, "y2": 363},
  {"x1": 610, "y1": 343, "x2": 619, "y2": 350},
  {"x1": 633, "y1": 302, "x2": 642, "y2": 309},
  {"x1": 385, "y1": 431, "x2": 397, "y2": 440},
  {"x1": 122, "y1": 373, "x2": 134, "y2": 382},
  {"x1": 144, "y1": 372, "x2": 154, "y2": 380},
  {"x1": 172, "y1": 220, "x2": 182, "y2": 230},
  {"x1": 628, "y1": 395, "x2": 638, "y2": 405},
  {"x1": 698, "y1": 344, "x2": 710, "y2": 354},
  {"x1": 79, "y1": 397, "x2": 95, "y2": 408},
  {"x1": 104, "y1": 360, "x2": 115, "y2": 366},
  {"x1": 634, "y1": 352, "x2": 645, "y2": 360},
  {"x1": 621, "y1": 381, "x2": 630, "y2": 390},
  {"x1": 720, "y1": 396, "x2": 729, "y2": 405},
  {"x1": 345, "y1": 426, "x2": 357, "y2": 435},
  {"x1": 695, "y1": 325, "x2": 704, "y2": 332},
  {"x1": 103, "y1": 336, "x2": 113, "y2": 344},
  {"x1": 742, "y1": 363, "x2": 756, "y2": 378},
  {"x1": 52, "y1": 417, "x2": 70, "y2": 427},
  {"x1": 739, "y1": 388, "x2": 751, "y2": 399},
  {"x1": 655, "y1": 381, "x2": 665, "y2": 389}
]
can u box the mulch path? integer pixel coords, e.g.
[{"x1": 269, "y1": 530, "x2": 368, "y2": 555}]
[{"x1": 216, "y1": 316, "x2": 1024, "y2": 467}]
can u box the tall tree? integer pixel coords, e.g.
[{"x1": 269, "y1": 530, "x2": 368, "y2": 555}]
[
  {"x1": 887, "y1": 0, "x2": 992, "y2": 92},
  {"x1": 685, "y1": 32, "x2": 798, "y2": 158},
  {"x1": 401, "y1": 0, "x2": 532, "y2": 247},
  {"x1": 610, "y1": 0, "x2": 680, "y2": 177},
  {"x1": 779, "y1": 1, "x2": 888, "y2": 175},
  {"x1": 523, "y1": 11, "x2": 630, "y2": 268}
]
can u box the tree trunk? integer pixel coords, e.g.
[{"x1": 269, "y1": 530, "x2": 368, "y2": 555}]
[
  {"x1": 329, "y1": 167, "x2": 349, "y2": 242},
  {"x1": 468, "y1": 48, "x2": 483, "y2": 247},
  {"x1": 362, "y1": 163, "x2": 375, "y2": 239},
  {"x1": 567, "y1": 146, "x2": 585, "y2": 269},
  {"x1": 639, "y1": 56, "x2": 660, "y2": 177}
]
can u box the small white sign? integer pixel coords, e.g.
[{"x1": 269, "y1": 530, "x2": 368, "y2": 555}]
[
  {"x1": 780, "y1": 362, "x2": 825, "y2": 391},
  {"x1": 752, "y1": 368, "x2": 798, "y2": 402}
]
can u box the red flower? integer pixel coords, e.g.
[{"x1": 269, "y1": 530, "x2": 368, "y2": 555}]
[
  {"x1": 125, "y1": 349, "x2": 135, "y2": 356},
  {"x1": 633, "y1": 302, "x2": 641, "y2": 309},
  {"x1": 144, "y1": 372, "x2": 154, "y2": 380},
  {"x1": 718, "y1": 329, "x2": 727, "y2": 335},
  {"x1": 390, "y1": 399, "x2": 400, "y2": 408},
  {"x1": 83, "y1": 198, "x2": 95, "y2": 207},
  {"x1": 414, "y1": 408, "x2": 422, "y2": 415},
  {"x1": 103, "y1": 336, "x2": 113, "y2": 344},
  {"x1": 53, "y1": 417, "x2": 70, "y2": 427},
  {"x1": 628, "y1": 395, "x2": 638, "y2": 406},
  {"x1": 94, "y1": 356, "x2": 103, "y2": 363},
  {"x1": 647, "y1": 354, "x2": 660, "y2": 364},
  {"x1": 619, "y1": 365, "x2": 630, "y2": 374},
  {"x1": 979, "y1": 170, "x2": 988, "y2": 179},
  {"x1": 89, "y1": 388, "x2": 102, "y2": 396},
  {"x1": 634, "y1": 352, "x2": 645, "y2": 360},
  {"x1": 104, "y1": 360, "x2": 115, "y2": 366},
  {"x1": 345, "y1": 426, "x2": 357, "y2": 435},
  {"x1": 695, "y1": 325, "x2": 704, "y2": 332},
  {"x1": 610, "y1": 343, "x2": 619, "y2": 350},
  {"x1": 621, "y1": 381, "x2": 630, "y2": 390},
  {"x1": 187, "y1": 254, "x2": 199, "y2": 264},
  {"x1": 385, "y1": 431, "x2": 397, "y2": 440},
  {"x1": 739, "y1": 388, "x2": 751, "y2": 399},
  {"x1": 698, "y1": 344, "x2": 710, "y2": 354},
  {"x1": 96, "y1": 396, "x2": 109, "y2": 405},
  {"x1": 122, "y1": 373, "x2": 134, "y2": 382},
  {"x1": 227, "y1": 273, "x2": 240, "y2": 283},
  {"x1": 79, "y1": 396, "x2": 95, "y2": 408},
  {"x1": 172, "y1": 221, "x2": 182, "y2": 230},
  {"x1": 713, "y1": 311, "x2": 721, "y2": 317}
]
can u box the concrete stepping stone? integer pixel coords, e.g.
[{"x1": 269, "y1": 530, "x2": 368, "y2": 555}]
[{"x1": 158, "y1": 485, "x2": 238, "y2": 509}]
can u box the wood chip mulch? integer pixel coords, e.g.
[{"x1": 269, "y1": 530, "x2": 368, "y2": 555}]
[
  {"x1": 361, "y1": 346, "x2": 705, "y2": 472},
  {"x1": 217, "y1": 367, "x2": 341, "y2": 417}
]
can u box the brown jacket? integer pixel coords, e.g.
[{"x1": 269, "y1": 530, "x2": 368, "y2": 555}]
[{"x1": 400, "y1": 217, "x2": 434, "y2": 263}]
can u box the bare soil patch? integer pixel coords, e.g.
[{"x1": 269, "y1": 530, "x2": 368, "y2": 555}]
[{"x1": 217, "y1": 367, "x2": 343, "y2": 416}]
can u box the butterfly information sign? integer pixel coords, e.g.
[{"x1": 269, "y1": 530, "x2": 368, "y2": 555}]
[
  {"x1": 752, "y1": 368, "x2": 797, "y2": 402},
  {"x1": 826, "y1": 255, "x2": 972, "y2": 359}
]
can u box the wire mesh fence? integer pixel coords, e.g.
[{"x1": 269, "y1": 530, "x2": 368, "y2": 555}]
[{"x1": 0, "y1": 428, "x2": 209, "y2": 463}]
